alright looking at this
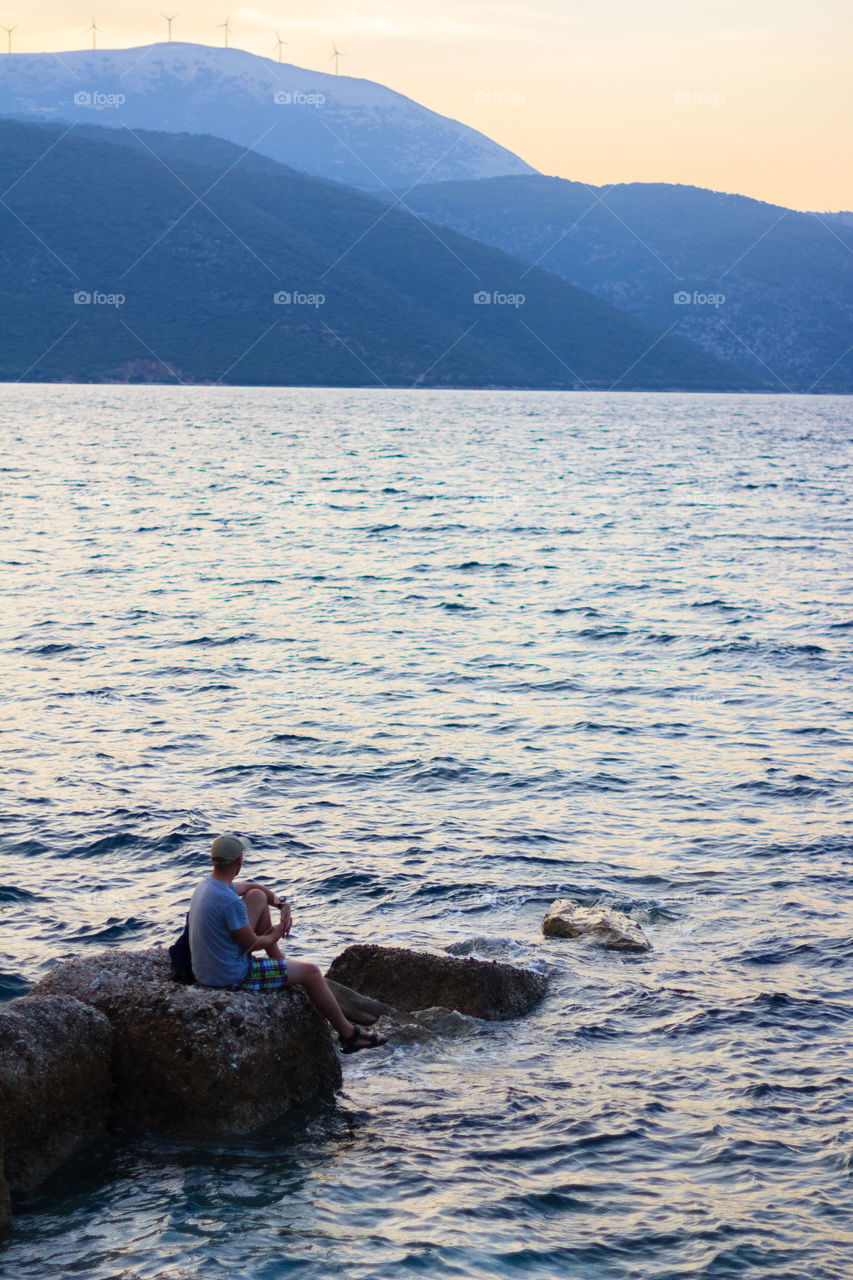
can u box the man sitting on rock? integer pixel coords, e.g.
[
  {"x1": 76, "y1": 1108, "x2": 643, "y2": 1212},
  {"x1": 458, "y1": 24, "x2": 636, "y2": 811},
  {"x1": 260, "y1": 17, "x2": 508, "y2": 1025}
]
[{"x1": 188, "y1": 833, "x2": 387, "y2": 1055}]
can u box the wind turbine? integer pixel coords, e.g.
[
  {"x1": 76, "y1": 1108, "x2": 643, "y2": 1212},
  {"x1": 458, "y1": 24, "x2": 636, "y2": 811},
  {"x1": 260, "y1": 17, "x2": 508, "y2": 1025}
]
[
  {"x1": 163, "y1": 14, "x2": 177, "y2": 41},
  {"x1": 329, "y1": 41, "x2": 345, "y2": 75},
  {"x1": 86, "y1": 16, "x2": 101, "y2": 49},
  {"x1": 1, "y1": 24, "x2": 16, "y2": 53},
  {"x1": 273, "y1": 32, "x2": 287, "y2": 62},
  {"x1": 218, "y1": 15, "x2": 230, "y2": 47}
]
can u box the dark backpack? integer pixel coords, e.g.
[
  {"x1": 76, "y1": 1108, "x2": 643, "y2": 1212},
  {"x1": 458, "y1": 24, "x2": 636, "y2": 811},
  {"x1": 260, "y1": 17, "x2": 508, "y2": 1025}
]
[{"x1": 168, "y1": 912, "x2": 196, "y2": 984}]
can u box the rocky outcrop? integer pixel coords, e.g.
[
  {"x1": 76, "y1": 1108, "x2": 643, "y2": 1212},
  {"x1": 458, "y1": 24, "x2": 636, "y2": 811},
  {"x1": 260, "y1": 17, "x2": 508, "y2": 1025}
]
[
  {"x1": 542, "y1": 899, "x2": 651, "y2": 952},
  {"x1": 0, "y1": 1153, "x2": 9, "y2": 1232},
  {"x1": 0, "y1": 994, "x2": 113, "y2": 1222},
  {"x1": 1, "y1": 940, "x2": 547, "y2": 1223},
  {"x1": 33, "y1": 948, "x2": 341, "y2": 1134},
  {"x1": 326, "y1": 944, "x2": 547, "y2": 1019}
]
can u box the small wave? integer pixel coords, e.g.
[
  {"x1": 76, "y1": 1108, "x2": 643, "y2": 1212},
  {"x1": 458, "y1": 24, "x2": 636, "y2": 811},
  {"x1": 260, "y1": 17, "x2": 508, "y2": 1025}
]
[
  {"x1": 5, "y1": 839, "x2": 50, "y2": 858},
  {"x1": 56, "y1": 831, "x2": 140, "y2": 858},
  {"x1": 454, "y1": 560, "x2": 513, "y2": 571},
  {"x1": 0, "y1": 971, "x2": 30, "y2": 1002},
  {"x1": 0, "y1": 885, "x2": 38, "y2": 904},
  {"x1": 742, "y1": 1079, "x2": 842, "y2": 1100},
  {"x1": 571, "y1": 720, "x2": 637, "y2": 735},
  {"x1": 700, "y1": 640, "x2": 826, "y2": 662},
  {"x1": 71, "y1": 917, "x2": 150, "y2": 944},
  {"x1": 578, "y1": 627, "x2": 630, "y2": 640},
  {"x1": 731, "y1": 780, "x2": 829, "y2": 799},
  {"x1": 509, "y1": 678, "x2": 583, "y2": 692},
  {"x1": 551, "y1": 606, "x2": 601, "y2": 617},
  {"x1": 589, "y1": 772, "x2": 631, "y2": 789},
  {"x1": 208, "y1": 762, "x2": 303, "y2": 780},
  {"x1": 784, "y1": 725, "x2": 837, "y2": 737},
  {"x1": 690, "y1": 599, "x2": 739, "y2": 610},
  {"x1": 179, "y1": 634, "x2": 256, "y2": 647},
  {"x1": 27, "y1": 642, "x2": 77, "y2": 655},
  {"x1": 699, "y1": 641, "x2": 760, "y2": 656},
  {"x1": 739, "y1": 941, "x2": 823, "y2": 966},
  {"x1": 739, "y1": 937, "x2": 853, "y2": 969},
  {"x1": 659, "y1": 991, "x2": 850, "y2": 1040},
  {"x1": 312, "y1": 870, "x2": 385, "y2": 899}
]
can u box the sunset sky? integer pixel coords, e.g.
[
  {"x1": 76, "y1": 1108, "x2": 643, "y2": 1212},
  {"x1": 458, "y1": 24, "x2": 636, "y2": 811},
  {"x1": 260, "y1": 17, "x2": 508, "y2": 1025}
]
[{"x1": 3, "y1": 0, "x2": 852, "y2": 211}]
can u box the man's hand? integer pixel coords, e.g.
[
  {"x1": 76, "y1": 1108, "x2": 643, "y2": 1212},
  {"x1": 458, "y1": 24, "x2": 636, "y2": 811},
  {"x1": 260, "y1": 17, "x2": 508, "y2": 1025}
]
[{"x1": 279, "y1": 902, "x2": 293, "y2": 937}]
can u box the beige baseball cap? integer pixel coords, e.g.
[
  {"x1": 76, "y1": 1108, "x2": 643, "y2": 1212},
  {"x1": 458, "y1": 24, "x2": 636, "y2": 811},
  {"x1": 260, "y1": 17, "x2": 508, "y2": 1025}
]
[{"x1": 210, "y1": 832, "x2": 251, "y2": 866}]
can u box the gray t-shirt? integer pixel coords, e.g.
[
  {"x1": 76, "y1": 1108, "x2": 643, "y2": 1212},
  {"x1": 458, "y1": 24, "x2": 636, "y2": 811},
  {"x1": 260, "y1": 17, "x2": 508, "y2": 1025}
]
[{"x1": 188, "y1": 877, "x2": 250, "y2": 987}]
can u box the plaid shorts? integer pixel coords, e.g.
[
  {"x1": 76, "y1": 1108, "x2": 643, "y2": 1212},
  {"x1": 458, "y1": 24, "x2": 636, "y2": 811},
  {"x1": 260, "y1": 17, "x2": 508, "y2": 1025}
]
[{"x1": 239, "y1": 955, "x2": 289, "y2": 992}]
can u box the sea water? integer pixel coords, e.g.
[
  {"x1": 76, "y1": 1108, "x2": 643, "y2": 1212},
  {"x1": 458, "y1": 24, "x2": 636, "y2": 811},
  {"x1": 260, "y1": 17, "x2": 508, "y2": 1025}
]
[{"x1": 0, "y1": 385, "x2": 851, "y2": 1279}]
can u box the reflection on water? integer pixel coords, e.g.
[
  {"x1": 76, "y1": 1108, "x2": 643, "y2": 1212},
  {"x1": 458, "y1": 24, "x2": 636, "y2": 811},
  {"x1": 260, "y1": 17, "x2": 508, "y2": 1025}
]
[{"x1": 1, "y1": 386, "x2": 852, "y2": 1279}]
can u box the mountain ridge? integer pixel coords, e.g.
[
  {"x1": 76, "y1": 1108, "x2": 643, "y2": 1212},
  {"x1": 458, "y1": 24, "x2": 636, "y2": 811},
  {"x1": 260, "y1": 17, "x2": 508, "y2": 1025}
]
[
  {"x1": 402, "y1": 174, "x2": 853, "y2": 392},
  {"x1": 0, "y1": 42, "x2": 538, "y2": 190},
  {"x1": 0, "y1": 117, "x2": 763, "y2": 391}
]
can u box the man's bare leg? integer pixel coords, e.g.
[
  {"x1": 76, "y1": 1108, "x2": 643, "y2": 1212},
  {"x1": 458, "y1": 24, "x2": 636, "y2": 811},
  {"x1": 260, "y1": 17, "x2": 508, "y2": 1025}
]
[
  {"x1": 240, "y1": 898, "x2": 387, "y2": 1051},
  {"x1": 285, "y1": 958, "x2": 358, "y2": 1038},
  {"x1": 243, "y1": 887, "x2": 283, "y2": 959}
]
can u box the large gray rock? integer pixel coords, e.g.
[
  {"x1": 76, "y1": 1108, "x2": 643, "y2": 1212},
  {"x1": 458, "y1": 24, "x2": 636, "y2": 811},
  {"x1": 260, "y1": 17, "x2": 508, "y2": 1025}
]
[
  {"x1": 33, "y1": 948, "x2": 341, "y2": 1134},
  {"x1": 0, "y1": 994, "x2": 113, "y2": 1218},
  {"x1": 542, "y1": 899, "x2": 651, "y2": 952},
  {"x1": 326, "y1": 944, "x2": 547, "y2": 1020}
]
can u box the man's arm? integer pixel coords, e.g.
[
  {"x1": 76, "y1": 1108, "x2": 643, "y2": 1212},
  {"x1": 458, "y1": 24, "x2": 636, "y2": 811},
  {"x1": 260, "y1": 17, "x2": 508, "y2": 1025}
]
[
  {"x1": 232, "y1": 919, "x2": 286, "y2": 956},
  {"x1": 233, "y1": 880, "x2": 287, "y2": 909}
]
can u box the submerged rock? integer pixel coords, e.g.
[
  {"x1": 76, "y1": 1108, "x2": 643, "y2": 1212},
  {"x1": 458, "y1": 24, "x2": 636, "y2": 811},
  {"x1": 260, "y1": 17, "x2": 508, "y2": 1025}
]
[
  {"x1": 325, "y1": 978, "x2": 391, "y2": 1027},
  {"x1": 410, "y1": 1006, "x2": 485, "y2": 1038},
  {"x1": 542, "y1": 899, "x2": 651, "y2": 952},
  {"x1": 0, "y1": 994, "x2": 113, "y2": 1221},
  {"x1": 33, "y1": 948, "x2": 341, "y2": 1134},
  {"x1": 326, "y1": 944, "x2": 547, "y2": 1019}
]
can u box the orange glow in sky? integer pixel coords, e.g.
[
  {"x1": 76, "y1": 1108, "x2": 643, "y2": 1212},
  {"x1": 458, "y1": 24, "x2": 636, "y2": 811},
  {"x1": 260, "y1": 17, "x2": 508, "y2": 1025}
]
[{"x1": 2, "y1": 1, "x2": 852, "y2": 211}]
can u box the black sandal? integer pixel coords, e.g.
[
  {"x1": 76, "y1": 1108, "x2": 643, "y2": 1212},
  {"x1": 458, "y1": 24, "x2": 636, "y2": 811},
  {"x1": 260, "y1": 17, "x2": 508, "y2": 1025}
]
[{"x1": 339, "y1": 1024, "x2": 388, "y2": 1054}]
